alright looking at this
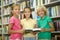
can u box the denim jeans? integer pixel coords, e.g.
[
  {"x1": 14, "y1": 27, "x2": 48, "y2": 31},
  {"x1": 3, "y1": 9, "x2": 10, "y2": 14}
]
[
  {"x1": 38, "y1": 39, "x2": 51, "y2": 40},
  {"x1": 23, "y1": 37, "x2": 36, "y2": 40}
]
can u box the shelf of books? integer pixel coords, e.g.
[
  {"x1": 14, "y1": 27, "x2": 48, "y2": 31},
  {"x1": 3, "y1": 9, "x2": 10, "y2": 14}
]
[
  {"x1": 0, "y1": 0, "x2": 2, "y2": 40},
  {"x1": 0, "y1": 0, "x2": 60, "y2": 40},
  {"x1": 1, "y1": 0, "x2": 27, "y2": 40}
]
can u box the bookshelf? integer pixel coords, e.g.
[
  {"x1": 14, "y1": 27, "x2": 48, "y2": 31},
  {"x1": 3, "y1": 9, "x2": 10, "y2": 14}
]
[
  {"x1": 0, "y1": 0, "x2": 60, "y2": 40},
  {"x1": 0, "y1": 0, "x2": 2, "y2": 40},
  {"x1": 1, "y1": 0, "x2": 27, "y2": 40},
  {"x1": 26, "y1": 0, "x2": 60, "y2": 40}
]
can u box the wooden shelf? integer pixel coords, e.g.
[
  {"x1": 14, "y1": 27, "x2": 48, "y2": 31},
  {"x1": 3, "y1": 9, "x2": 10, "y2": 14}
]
[
  {"x1": 42, "y1": 1, "x2": 60, "y2": 7},
  {"x1": 3, "y1": 23, "x2": 9, "y2": 25},
  {"x1": 0, "y1": 33, "x2": 10, "y2": 36},
  {"x1": 3, "y1": 14, "x2": 10, "y2": 17},
  {"x1": 3, "y1": 33, "x2": 10, "y2": 36},
  {"x1": 51, "y1": 31, "x2": 60, "y2": 33},
  {"x1": 3, "y1": 3, "x2": 14, "y2": 7},
  {"x1": 2, "y1": 0, "x2": 26, "y2": 7},
  {"x1": 50, "y1": 16, "x2": 60, "y2": 19}
]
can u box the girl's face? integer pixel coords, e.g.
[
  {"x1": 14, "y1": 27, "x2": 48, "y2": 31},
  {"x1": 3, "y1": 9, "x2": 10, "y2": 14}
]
[
  {"x1": 24, "y1": 8, "x2": 31, "y2": 18},
  {"x1": 12, "y1": 6, "x2": 20, "y2": 16},
  {"x1": 38, "y1": 10, "x2": 45, "y2": 17}
]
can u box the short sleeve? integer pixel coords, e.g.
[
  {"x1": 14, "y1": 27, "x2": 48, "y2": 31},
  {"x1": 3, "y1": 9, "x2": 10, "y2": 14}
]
[
  {"x1": 9, "y1": 17, "x2": 14, "y2": 24},
  {"x1": 47, "y1": 17, "x2": 52, "y2": 23}
]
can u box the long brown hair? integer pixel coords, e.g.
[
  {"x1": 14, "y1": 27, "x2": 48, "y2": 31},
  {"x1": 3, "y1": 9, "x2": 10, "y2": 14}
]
[
  {"x1": 23, "y1": 7, "x2": 33, "y2": 18},
  {"x1": 10, "y1": 4, "x2": 20, "y2": 17}
]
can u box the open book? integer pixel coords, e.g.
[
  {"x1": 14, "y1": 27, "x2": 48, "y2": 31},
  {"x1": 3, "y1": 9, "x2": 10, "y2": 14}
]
[{"x1": 25, "y1": 28, "x2": 41, "y2": 32}]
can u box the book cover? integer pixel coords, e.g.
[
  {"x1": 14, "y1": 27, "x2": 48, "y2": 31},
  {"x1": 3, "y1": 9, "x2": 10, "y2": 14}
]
[
  {"x1": 41, "y1": 0, "x2": 43, "y2": 5},
  {"x1": 32, "y1": 11, "x2": 37, "y2": 19},
  {"x1": 48, "y1": 7, "x2": 52, "y2": 17},
  {"x1": 8, "y1": 0, "x2": 12, "y2": 4},
  {"x1": 12, "y1": 0, "x2": 17, "y2": 3},
  {"x1": 0, "y1": 8, "x2": 1, "y2": 16},
  {"x1": 45, "y1": 0, "x2": 48, "y2": 4},
  {"x1": 37, "y1": 0, "x2": 41, "y2": 6},
  {"x1": 25, "y1": 28, "x2": 41, "y2": 32},
  {"x1": 48, "y1": 0, "x2": 50, "y2": 4},
  {"x1": 30, "y1": 0, "x2": 33, "y2": 7},
  {"x1": 0, "y1": 1, "x2": 1, "y2": 6},
  {"x1": 51, "y1": 7, "x2": 54, "y2": 17},
  {"x1": 58, "y1": 5, "x2": 60, "y2": 16},
  {"x1": 53, "y1": 21, "x2": 57, "y2": 31},
  {"x1": 56, "y1": 21, "x2": 59, "y2": 31},
  {"x1": 43, "y1": 0, "x2": 45, "y2": 4},
  {"x1": 33, "y1": 0, "x2": 36, "y2": 8},
  {"x1": 56, "y1": 6, "x2": 59, "y2": 16},
  {"x1": 58, "y1": 21, "x2": 60, "y2": 31}
]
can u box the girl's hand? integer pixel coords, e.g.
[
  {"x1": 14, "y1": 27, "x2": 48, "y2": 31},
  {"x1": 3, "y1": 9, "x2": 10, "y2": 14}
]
[
  {"x1": 30, "y1": 31, "x2": 37, "y2": 35},
  {"x1": 18, "y1": 29, "x2": 25, "y2": 33},
  {"x1": 21, "y1": 29, "x2": 25, "y2": 33},
  {"x1": 40, "y1": 28, "x2": 46, "y2": 32}
]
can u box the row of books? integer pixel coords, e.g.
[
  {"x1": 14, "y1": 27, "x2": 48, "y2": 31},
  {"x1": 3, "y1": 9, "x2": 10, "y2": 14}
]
[
  {"x1": 53, "y1": 20, "x2": 60, "y2": 31},
  {"x1": 20, "y1": 1, "x2": 26, "y2": 11},
  {"x1": 47, "y1": 5, "x2": 60, "y2": 17},
  {"x1": 3, "y1": 7, "x2": 11, "y2": 15},
  {"x1": 3, "y1": 36, "x2": 9, "y2": 40},
  {"x1": 2, "y1": 0, "x2": 21, "y2": 6},
  {"x1": 0, "y1": 8, "x2": 1, "y2": 15},
  {"x1": 19, "y1": 11, "x2": 38, "y2": 20},
  {"x1": 27, "y1": 0, "x2": 60, "y2": 8},
  {"x1": 3, "y1": 25, "x2": 8, "y2": 34},
  {"x1": 2, "y1": 16, "x2": 10, "y2": 24},
  {"x1": 0, "y1": 1, "x2": 1, "y2": 6},
  {"x1": 0, "y1": 19, "x2": 2, "y2": 25},
  {"x1": 3, "y1": 1, "x2": 26, "y2": 15}
]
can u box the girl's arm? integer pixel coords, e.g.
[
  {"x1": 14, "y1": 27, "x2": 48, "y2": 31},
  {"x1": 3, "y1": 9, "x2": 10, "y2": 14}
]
[
  {"x1": 8, "y1": 23, "x2": 24, "y2": 34},
  {"x1": 34, "y1": 24, "x2": 37, "y2": 28},
  {"x1": 45, "y1": 22, "x2": 55, "y2": 32},
  {"x1": 8, "y1": 23, "x2": 18, "y2": 34}
]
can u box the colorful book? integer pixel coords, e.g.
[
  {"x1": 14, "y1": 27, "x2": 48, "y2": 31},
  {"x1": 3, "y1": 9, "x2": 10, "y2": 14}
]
[
  {"x1": 48, "y1": 7, "x2": 52, "y2": 17},
  {"x1": 45, "y1": 0, "x2": 48, "y2": 4},
  {"x1": 8, "y1": 0, "x2": 12, "y2": 4},
  {"x1": 0, "y1": 8, "x2": 1, "y2": 16},
  {"x1": 53, "y1": 20, "x2": 60, "y2": 31},
  {"x1": 0, "y1": 19, "x2": 2, "y2": 24},
  {"x1": 32, "y1": 11, "x2": 37, "y2": 19},
  {"x1": 0, "y1": 1, "x2": 1, "y2": 6},
  {"x1": 25, "y1": 28, "x2": 41, "y2": 32},
  {"x1": 37, "y1": 0, "x2": 41, "y2": 6},
  {"x1": 58, "y1": 5, "x2": 60, "y2": 16}
]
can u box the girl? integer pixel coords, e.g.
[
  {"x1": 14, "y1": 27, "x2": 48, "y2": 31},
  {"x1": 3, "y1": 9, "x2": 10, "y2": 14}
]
[
  {"x1": 21, "y1": 7, "x2": 37, "y2": 40},
  {"x1": 36, "y1": 6, "x2": 55, "y2": 40},
  {"x1": 8, "y1": 4, "x2": 24, "y2": 40}
]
